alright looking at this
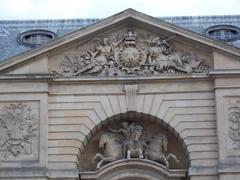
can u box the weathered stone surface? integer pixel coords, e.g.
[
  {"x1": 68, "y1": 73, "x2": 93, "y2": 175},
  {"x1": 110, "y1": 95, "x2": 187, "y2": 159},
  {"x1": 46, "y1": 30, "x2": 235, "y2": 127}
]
[
  {"x1": 52, "y1": 29, "x2": 210, "y2": 78},
  {"x1": 0, "y1": 102, "x2": 39, "y2": 161},
  {"x1": 1, "y1": 8, "x2": 240, "y2": 180},
  {"x1": 227, "y1": 98, "x2": 240, "y2": 150}
]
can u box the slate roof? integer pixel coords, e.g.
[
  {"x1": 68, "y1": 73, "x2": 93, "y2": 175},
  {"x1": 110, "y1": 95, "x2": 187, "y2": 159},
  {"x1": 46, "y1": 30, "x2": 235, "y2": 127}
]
[{"x1": 0, "y1": 15, "x2": 240, "y2": 61}]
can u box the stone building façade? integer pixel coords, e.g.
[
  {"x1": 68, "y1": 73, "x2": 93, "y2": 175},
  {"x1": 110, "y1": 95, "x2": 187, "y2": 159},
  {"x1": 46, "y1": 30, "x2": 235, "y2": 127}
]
[{"x1": 0, "y1": 9, "x2": 240, "y2": 180}]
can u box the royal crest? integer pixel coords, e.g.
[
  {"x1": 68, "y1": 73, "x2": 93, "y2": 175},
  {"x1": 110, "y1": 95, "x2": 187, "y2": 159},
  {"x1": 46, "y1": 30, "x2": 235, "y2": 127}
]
[{"x1": 119, "y1": 30, "x2": 143, "y2": 66}]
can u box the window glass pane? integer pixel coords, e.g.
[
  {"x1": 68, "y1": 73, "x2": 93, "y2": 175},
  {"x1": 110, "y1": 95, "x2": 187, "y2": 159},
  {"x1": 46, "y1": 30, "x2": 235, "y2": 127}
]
[
  {"x1": 20, "y1": 31, "x2": 55, "y2": 46},
  {"x1": 214, "y1": 30, "x2": 221, "y2": 40},
  {"x1": 208, "y1": 27, "x2": 239, "y2": 41},
  {"x1": 231, "y1": 30, "x2": 238, "y2": 35}
]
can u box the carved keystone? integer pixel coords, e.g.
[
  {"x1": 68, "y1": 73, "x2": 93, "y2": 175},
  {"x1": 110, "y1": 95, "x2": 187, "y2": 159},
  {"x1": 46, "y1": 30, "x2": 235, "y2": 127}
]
[{"x1": 123, "y1": 84, "x2": 138, "y2": 112}]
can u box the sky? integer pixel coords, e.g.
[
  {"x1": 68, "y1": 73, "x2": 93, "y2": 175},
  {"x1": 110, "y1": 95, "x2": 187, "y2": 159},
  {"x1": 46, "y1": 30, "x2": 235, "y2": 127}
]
[{"x1": 0, "y1": 0, "x2": 239, "y2": 20}]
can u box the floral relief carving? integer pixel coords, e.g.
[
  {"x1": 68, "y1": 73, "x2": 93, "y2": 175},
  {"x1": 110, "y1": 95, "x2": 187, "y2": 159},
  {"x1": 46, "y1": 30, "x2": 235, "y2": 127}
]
[
  {"x1": 228, "y1": 100, "x2": 240, "y2": 150},
  {"x1": 53, "y1": 30, "x2": 210, "y2": 78},
  {"x1": 0, "y1": 103, "x2": 38, "y2": 160}
]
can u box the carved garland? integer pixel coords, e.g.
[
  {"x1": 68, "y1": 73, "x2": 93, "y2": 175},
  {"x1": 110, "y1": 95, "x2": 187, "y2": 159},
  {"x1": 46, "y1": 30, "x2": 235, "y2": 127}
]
[
  {"x1": 53, "y1": 30, "x2": 210, "y2": 78},
  {"x1": 228, "y1": 103, "x2": 240, "y2": 150},
  {"x1": 0, "y1": 103, "x2": 37, "y2": 160}
]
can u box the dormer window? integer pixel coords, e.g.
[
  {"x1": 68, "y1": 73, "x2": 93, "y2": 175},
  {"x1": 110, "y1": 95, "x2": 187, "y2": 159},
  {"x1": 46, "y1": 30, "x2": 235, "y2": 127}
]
[
  {"x1": 206, "y1": 25, "x2": 240, "y2": 42},
  {"x1": 19, "y1": 30, "x2": 56, "y2": 47}
]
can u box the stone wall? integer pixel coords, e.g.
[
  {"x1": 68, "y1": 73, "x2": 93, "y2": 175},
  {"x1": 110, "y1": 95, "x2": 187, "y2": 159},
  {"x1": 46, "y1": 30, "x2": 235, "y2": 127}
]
[
  {"x1": 47, "y1": 78, "x2": 218, "y2": 179},
  {"x1": 1, "y1": 9, "x2": 240, "y2": 179},
  {"x1": 0, "y1": 82, "x2": 48, "y2": 179}
]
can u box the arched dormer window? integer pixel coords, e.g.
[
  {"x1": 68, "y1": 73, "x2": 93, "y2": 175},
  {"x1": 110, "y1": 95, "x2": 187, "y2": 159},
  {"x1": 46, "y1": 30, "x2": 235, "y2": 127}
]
[
  {"x1": 18, "y1": 30, "x2": 56, "y2": 47},
  {"x1": 206, "y1": 25, "x2": 240, "y2": 42}
]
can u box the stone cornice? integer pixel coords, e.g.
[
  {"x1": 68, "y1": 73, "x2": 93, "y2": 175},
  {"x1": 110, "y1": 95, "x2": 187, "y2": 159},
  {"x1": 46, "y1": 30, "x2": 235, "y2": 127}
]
[
  {"x1": 209, "y1": 69, "x2": 240, "y2": 77},
  {"x1": 52, "y1": 74, "x2": 211, "y2": 83},
  {"x1": 0, "y1": 74, "x2": 213, "y2": 84},
  {"x1": 0, "y1": 74, "x2": 52, "y2": 81}
]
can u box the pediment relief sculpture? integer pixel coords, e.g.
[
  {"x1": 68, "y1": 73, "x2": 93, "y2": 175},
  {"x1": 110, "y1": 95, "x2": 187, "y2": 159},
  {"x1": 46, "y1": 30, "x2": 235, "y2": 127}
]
[
  {"x1": 53, "y1": 30, "x2": 210, "y2": 78},
  {"x1": 92, "y1": 122, "x2": 179, "y2": 170}
]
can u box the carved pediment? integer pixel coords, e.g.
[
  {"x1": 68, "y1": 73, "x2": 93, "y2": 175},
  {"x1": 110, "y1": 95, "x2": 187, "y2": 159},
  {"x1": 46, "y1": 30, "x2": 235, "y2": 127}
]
[
  {"x1": 52, "y1": 29, "x2": 210, "y2": 78},
  {"x1": 1, "y1": 9, "x2": 240, "y2": 76}
]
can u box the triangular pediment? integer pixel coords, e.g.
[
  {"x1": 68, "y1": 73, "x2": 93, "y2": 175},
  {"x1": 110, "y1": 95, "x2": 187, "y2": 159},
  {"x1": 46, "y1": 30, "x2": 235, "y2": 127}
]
[
  {"x1": 1, "y1": 9, "x2": 240, "y2": 76},
  {"x1": 50, "y1": 27, "x2": 212, "y2": 78}
]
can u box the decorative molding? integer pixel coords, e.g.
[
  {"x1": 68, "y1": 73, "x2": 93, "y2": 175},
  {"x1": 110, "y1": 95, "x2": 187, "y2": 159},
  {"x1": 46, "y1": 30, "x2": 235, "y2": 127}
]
[
  {"x1": 81, "y1": 159, "x2": 186, "y2": 180},
  {"x1": 0, "y1": 74, "x2": 52, "y2": 81},
  {"x1": 210, "y1": 69, "x2": 240, "y2": 76},
  {"x1": 123, "y1": 84, "x2": 138, "y2": 111},
  {"x1": 53, "y1": 30, "x2": 210, "y2": 78},
  {"x1": 0, "y1": 103, "x2": 38, "y2": 161},
  {"x1": 228, "y1": 99, "x2": 240, "y2": 150}
]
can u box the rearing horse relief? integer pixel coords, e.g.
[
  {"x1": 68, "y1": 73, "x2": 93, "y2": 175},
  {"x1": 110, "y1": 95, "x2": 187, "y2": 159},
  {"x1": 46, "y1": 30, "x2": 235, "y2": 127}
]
[{"x1": 92, "y1": 122, "x2": 179, "y2": 170}]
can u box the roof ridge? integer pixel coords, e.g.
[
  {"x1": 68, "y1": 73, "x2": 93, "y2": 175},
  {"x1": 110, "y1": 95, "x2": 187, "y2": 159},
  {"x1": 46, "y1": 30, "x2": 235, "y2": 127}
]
[
  {"x1": 161, "y1": 14, "x2": 240, "y2": 19},
  {"x1": 0, "y1": 14, "x2": 240, "y2": 22}
]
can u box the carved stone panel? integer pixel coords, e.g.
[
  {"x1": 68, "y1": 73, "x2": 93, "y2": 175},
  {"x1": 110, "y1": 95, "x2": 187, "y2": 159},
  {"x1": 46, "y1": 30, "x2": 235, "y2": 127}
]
[
  {"x1": 227, "y1": 98, "x2": 240, "y2": 151},
  {"x1": 52, "y1": 29, "x2": 210, "y2": 78},
  {"x1": 0, "y1": 102, "x2": 39, "y2": 161},
  {"x1": 80, "y1": 118, "x2": 187, "y2": 171},
  {"x1": 92, "y1": 122, "x2": 179, "y2": 170}
]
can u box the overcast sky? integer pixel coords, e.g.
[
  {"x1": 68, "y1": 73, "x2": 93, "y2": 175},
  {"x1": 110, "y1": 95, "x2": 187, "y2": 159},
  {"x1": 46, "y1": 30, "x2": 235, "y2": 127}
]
[{"x1": 0, "y1": 0, "x2": 239, "y2": 20}]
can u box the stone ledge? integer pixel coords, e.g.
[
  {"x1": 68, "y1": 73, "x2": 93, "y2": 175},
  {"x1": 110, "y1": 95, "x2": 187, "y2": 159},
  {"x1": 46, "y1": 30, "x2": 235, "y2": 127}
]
[
  {"x1": 53, "y1": 73, "x2": 210, "y2": 83},
  {"x1": 188, "y1": 166, "x2": 218, "y2": 176},
  {"x1": 0, "y1": 74, "x2": 52, "y2": 80},
  {"x1": 0, "y1": 168, "x2": 79, "y2": 179},
  {"x1": 48, "y1": 169, "x2": 79, "y2": 179},
  {"x1": 0, "y1": 168, "x2": 48, "y2": 178},
  {"x1": 80, "y1": 159, "x2": 187, "y2": 179},
  {"x1": 209, "y1": 69, "x2": 240, "y2": 77},
  {"x1": 218, "y1": 164, "x2": 240, "y2": 173}
]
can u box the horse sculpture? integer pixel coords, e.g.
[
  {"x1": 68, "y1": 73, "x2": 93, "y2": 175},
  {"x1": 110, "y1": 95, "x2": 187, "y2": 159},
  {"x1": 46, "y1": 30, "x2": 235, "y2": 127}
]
[
  {"x1": 145, "y1": 133, "x2": 179, "y2": 168},
  {"x1": 92, "y1": 132, "x2": 123, "y2": 169},
  {"x1": 92, "y1": 123, "x2": 180, "y2": 170}
]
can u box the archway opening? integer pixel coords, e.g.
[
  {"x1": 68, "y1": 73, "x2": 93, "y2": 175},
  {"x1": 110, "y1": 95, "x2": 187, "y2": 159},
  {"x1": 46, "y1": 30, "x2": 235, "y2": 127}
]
[{"x1": 79, "y1": 112, "x2": 188, "y2": 179}]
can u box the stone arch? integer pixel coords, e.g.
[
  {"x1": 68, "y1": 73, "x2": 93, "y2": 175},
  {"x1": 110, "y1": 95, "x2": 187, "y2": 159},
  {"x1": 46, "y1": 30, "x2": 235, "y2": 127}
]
[
  {"x1": 78, "y1": 110, "x2": 191, "y2": 158},
  {"x1": 48, "y1": 92, "x2": 216, "y2": 171},
  {"x1": 79, "y1": 111, "x2": 189, "y2": 172}
]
